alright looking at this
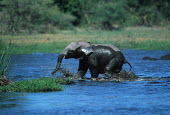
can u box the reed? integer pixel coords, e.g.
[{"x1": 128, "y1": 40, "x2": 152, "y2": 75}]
[{"x1": 0, "y1": 41, "x2": 13, "y2": 76}]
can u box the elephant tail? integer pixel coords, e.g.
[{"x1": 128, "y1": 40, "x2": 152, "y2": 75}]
[{"x1": 124, "y1": 60, "x2": 132, "y2": 71}]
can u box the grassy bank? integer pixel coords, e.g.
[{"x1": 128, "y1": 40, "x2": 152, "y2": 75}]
[
  {"x1": 0, "y1": 26, "x2": 170, "y2": 54},
  {"x1": 0, "y1": 77, "x2": 74, "y2": 92}
]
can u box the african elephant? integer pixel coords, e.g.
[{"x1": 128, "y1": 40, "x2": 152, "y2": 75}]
[{"x1": 51, "y1": 41, "x2": 132, "y2": 78}]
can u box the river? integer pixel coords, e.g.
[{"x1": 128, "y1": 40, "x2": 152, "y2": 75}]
[{"x1": 0, "y1": 50, "x2": 170, "y2": 115}]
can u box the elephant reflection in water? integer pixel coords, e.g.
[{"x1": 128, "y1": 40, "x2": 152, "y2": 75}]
[{"x1": 51, "y1": 41, "x2": 132, "y2": 79}]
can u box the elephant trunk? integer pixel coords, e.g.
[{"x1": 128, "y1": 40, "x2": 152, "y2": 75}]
[{"x1": 51, "y1": 54, "x2": 65, "y2": 74}]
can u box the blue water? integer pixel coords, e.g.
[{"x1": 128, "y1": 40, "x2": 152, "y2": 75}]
[{"x1": 0, "y1": 50, "x2": 170, "y2": 115}]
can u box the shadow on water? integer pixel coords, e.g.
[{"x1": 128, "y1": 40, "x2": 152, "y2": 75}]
[
  {"x1": 1, "y1": 50, "x2": 170, "y2": 115},
  {"x1": 0, "y1": 93, "x2": 26, "y2": 109}
]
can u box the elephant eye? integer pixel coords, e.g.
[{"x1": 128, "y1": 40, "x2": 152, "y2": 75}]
[{"x1": 68, "y1": 50, "x2": 75, "y2": 54}]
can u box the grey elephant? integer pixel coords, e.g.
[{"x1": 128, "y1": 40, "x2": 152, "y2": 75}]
[{"x1": 51, "y1": 41, "x2": 132, "y2": 78}]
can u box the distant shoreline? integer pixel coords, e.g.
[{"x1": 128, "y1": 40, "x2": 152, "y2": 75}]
[{"x1": 0, "y1": 26, "x2": 170, "y2": 54}]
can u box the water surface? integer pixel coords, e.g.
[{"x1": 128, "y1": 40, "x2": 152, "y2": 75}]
[{"x1": 1, "y1": 50, "x2": 170, "y2": 115}]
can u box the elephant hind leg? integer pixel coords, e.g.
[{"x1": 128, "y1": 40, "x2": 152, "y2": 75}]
[
  {"x1": 104, "y1": 58, "x2": 121, "y2": 77},
  {"x1": 104, "y1": 71, "x2": 113, "y2": 78}
]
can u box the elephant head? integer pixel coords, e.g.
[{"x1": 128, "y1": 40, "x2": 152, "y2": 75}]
[{"x1": 51, "y1": 41, "x2": 91, "y2": 74}]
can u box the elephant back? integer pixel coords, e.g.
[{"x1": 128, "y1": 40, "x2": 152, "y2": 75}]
[{"x1": 92, "y1": 44, "x2": 120, "y2": 52}]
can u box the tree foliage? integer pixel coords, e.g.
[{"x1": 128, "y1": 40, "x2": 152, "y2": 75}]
[
  {"x1": 0, "y1": 0, "x2": 75, "y2": 34},
  {"x1": 0, "y1": 0, "x2": 169, "y2": 34},
  {"x1": 54, "y1": 0, "x2": 170, "y2": 29}
]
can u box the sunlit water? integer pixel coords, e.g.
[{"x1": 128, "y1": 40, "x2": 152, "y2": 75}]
[{"x1": 1, "y1": 50, "x2": 170, "y2": 115}]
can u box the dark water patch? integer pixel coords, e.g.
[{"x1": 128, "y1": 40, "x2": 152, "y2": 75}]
[
  {"x1": 148, "y1": 81, "x2": 162, "y2": 84},
  {"x1": 166, "y1": 80, "x2": 170, "y2": 84},
  {"x1": 0, "y1": 104, "x2": 18, "y2": 109},
  {"x1": 0, "y1": 93, "x2": 26, "y2": 110}
]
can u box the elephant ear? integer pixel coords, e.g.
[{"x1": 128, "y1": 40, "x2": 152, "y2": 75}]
[
  {"x1": 80, "y1": 47, "x2": 94, "y2": 56},
  {"x1": 61, "y1": 41, "x2": 91, "y2": 55}
]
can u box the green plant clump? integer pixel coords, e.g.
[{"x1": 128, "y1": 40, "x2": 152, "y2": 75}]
[{"x1": 0, "y1": 77, "x2": 74, "y2": 92}]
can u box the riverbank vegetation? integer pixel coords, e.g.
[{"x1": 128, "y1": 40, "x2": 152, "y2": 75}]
[
  {"x1": 0, "y1": 0, "x2": 169, "y2": 52},
  {"x1": 0, "y1": 26, "x2": 170, "y2": 54},
  {"x1": 0, "y1": 77, "x2": 74, "y2": 92}
]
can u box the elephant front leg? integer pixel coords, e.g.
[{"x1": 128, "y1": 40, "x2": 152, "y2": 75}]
[
  {"x1": 76, "y1": 70, "x2": 88, "y2": 79},
  {"x1": 75, "y1": 59, "x2": 88, "y2": 79},
  {"x1": 88, "y1": 56, "x2": 99, "y2": 78},
  {"x1": 89, "y1": 67, "x2": 99, "y2": 78}
]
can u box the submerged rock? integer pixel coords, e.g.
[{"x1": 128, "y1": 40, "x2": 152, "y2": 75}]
[
  {"x1": 143, "y1": 54, "x2": 170, "y2": 60},
  {"x1": 142, "y1": 56, "x2": 158, "y2": 60},
  {"x1": 160, "y1": 54, "x2": 170, "y2": 60}
]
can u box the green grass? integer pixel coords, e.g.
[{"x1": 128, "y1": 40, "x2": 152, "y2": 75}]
[
  {"x1": 0, "y1": 77, "x2": 74, "y2": 92},
  {"x1": 0, "y1": 26, "x2": 170, "y2": 54},
  {"x1": 11, "y1": 41, "x2": 68, "y2": 54}
]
